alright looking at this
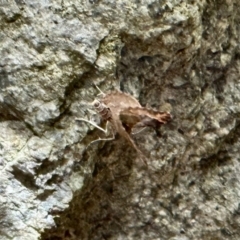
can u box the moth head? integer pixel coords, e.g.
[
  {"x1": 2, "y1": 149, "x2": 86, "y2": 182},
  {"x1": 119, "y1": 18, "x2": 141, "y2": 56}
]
[
  {"x1": 92, "y1": 99, "x2": 100, "y2": 108},
  {"x1": 92, "y1": 100, "x2": 104, "y2": 112}
]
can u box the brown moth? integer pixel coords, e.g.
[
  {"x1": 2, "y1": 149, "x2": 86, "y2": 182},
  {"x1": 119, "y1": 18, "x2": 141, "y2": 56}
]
[{"x1": 92, "y1": 90, "x2": 172, "y2": 163}]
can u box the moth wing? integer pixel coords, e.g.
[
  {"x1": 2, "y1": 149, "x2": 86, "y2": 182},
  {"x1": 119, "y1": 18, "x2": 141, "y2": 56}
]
[
  {"x1": 120, "y1": 107, "x2": 172, "y2": 133},
  {"x1": 119, "y1": 109, "x2": 142, "y2": 133},
  {"x1": 101, "y1": 91, "x2": 141, "y2": 117}
]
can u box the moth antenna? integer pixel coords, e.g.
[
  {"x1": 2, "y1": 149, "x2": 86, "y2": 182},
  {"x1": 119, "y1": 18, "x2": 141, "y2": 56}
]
[
  {"x1": 93, "y1": 83, "x2": 106, "y2": 96},
  {"x1": 75, "y1": 118, "x2": 108, "y2": 134}
]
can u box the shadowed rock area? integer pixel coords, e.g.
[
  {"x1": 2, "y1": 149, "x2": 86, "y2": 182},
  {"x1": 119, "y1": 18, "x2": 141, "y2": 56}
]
[{"x1": 1, "y1": 0, "x2": 240, "y2": 239}]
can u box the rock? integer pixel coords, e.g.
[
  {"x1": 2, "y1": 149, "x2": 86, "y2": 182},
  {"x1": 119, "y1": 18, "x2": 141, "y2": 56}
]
[{"x1": 1, "y1": 0, "x2": 240, "y2": 239}]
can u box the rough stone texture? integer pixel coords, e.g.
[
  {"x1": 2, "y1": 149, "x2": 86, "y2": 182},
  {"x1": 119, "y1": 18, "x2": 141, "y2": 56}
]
[{"x1": 0, "y1": 0, "x2": 240, "y2": 239}]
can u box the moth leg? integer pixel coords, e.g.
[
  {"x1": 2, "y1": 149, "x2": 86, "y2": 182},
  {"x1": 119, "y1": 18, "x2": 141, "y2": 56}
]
[
  {"x1": 76, "y1": 118, "x2": 107, "y2": 134},
  {"x1": 86, "y1": 122, "x2": 115, "y2": 149},
  {"x1": 86, "y1": 134, "x2": 115, "y2": 149},
  {"x1": 131, "y1": 127, "x2": 146, "y2": 135},
  {"x1": 85, "y1": 108, "x2": 97, "y2": 116}
]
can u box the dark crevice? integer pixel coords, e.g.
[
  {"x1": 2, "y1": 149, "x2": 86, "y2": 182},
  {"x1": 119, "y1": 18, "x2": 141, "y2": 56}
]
[
  {"x1": 5, "y1": 13, "x2": 22, "y2": 23},
  {"x1": 40, "y1": 138, "x2": 136, "y2": 240},
  {"x1": 11, "y1": 166, "x2": 38, "y2": 190},
  {"x1": 0, "y1": 103, "x2": 24, "y2": 122},
  {"x1": 46, "y1": 65, "x2": 95, "y2": 128},
  {"x1": 45, "y1": 174, "x2": 63, "y2": 185},
  {"x1": 24, "y1": 121, "x2": 41, "y2": 137},
  {"x1": 35, "y1": 159, "x2": 57, "y2": 175},
  {"x1": 37, "y1": 190, "x2": 56, "y2": 201},
  {"x1": 0, "y1": 102, "x2": 41, "y2": 136},
  {"x1": 199, "y1": 120, "x2": 240, "y2": 173},
  {"x1": 0, "y1": 112, "x2": 20, "y2": 121}
]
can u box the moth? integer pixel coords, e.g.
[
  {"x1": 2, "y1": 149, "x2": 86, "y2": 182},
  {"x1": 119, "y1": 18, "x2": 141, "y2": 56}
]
[{"x1": 76, "y1": 87, "x2": 172, "y2": 164}]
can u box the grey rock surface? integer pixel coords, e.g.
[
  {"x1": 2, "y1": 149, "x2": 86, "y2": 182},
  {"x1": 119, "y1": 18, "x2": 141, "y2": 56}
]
[{"x1": 0, "y1": 0, "x2": 240, "y2": 239}]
